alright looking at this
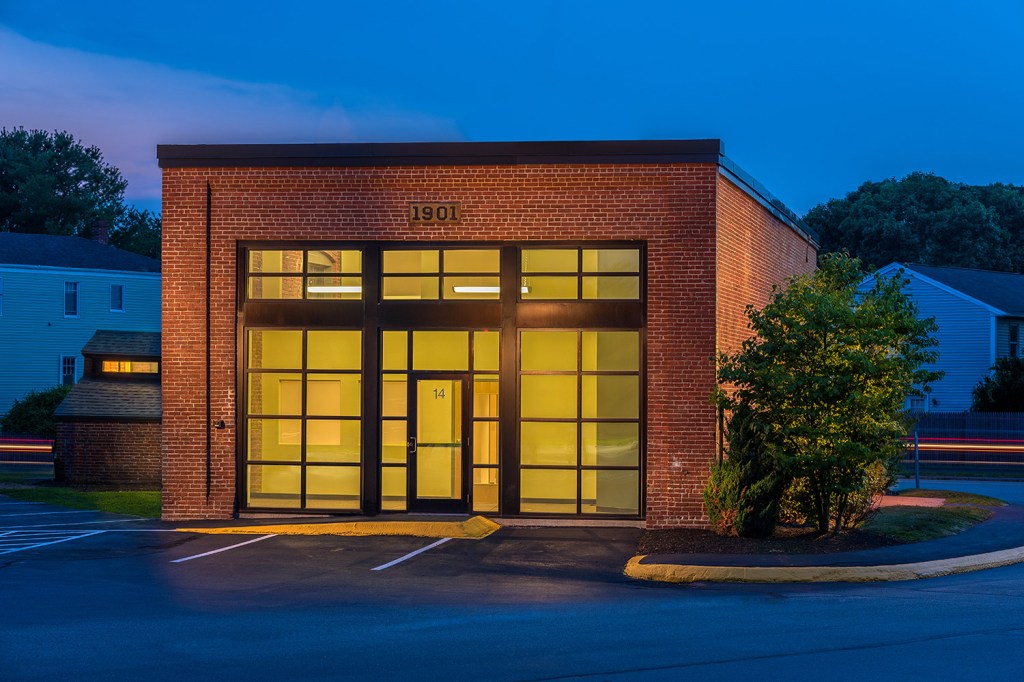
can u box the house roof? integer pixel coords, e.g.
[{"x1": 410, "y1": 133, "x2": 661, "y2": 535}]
[
  {"x1": 55, "y1": 379, "x2": 161, "y2": 421},
  {"x1": 0, "y1": 232, "x2": 160, "y2": 273},
  {"x1": 900, "y1": 263, "x2": 1024, "y2": 316},
  {"x1": 82, "y1": 330, "x2": 161, "y2": 358}
]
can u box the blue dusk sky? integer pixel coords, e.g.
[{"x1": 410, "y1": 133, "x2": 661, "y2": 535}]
[{"x1": 2, "y1": 1, "x2": 1022, "y2": 216}]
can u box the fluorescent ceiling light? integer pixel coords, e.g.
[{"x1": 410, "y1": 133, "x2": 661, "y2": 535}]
[
  {"x1": 452, "y1": 286, "x2": 500, "y2": 294},
  {"x1": 307, "y1": 285, "x2": 362, "y2": 293},
  {"x1": 449, "y1": 286, "x2": 533, "y2": 294}
]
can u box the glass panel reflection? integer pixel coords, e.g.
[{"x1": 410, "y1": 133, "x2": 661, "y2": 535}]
[
  {"x1": 581, "y1": 470, "x2": 639, "y2": 515},
  {"x1": 520, "y1": 469, "x2": 576, "y2": 514},
  {"x1": 247, "y1": 464, "x2": 301, "y2": 508},
  {"x1": 305, "y1": 466, "x2": 361, "y2": 509}
]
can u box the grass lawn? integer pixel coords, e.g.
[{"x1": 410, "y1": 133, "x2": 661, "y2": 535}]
[
  {"x1": 864, "y1": 489, "x2": 1005, "y2": 543},
  {"x1": 2, "y1": 487, "x2": 161, "y2": 518},
  {"x1": 0, "y1": 465, "x2": 159, "y2": 518},
  {"x1": 898, "y1": 488, "x2": 1007, "y2": 507}
]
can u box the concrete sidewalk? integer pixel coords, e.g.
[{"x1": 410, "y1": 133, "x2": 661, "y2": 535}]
[{"x1": 627, "y1": 503, "x2": 1024, "y2": 584}]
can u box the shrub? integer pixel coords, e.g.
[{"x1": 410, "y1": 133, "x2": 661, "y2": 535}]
[
  {"x1": 972, "y1": 358, "x2": 1024, "y2": 412},
  {"x1": 703, "y1": 403, "x2": 789, "y2": 537},
  {"x1": 1, "y1": 385, "x2": 72, "y2": 438}
]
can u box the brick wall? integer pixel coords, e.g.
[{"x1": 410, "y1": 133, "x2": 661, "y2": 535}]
[
  {"x1": 162, "y1": 163, "x2": 719, "y2": 523},
  {"x1": 715, "y1": 174, "x2": 817, "y2": 356},
  {"x1": 161, "y1": 162, "x2": 810, "y2": 527},
  {"x1": 54, "y1": 420, "x2": 161, "y2": 487}
]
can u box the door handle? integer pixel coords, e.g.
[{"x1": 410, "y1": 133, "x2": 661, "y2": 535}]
[{"x1": 407, "y1": 436, "x2": 417, "y2": 454}]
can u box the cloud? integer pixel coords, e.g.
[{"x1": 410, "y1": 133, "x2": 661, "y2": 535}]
[{"x1": 0, "y1": 27, "x2": 461, "y2": 203}]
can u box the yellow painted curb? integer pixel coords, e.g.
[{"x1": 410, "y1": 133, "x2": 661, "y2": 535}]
[
  {"x1": 624, "y1": 545, "x2": 1024, "y2": 584},
  {"x1": 177, "y1": 515, "x2": 501, "y2": 540}
]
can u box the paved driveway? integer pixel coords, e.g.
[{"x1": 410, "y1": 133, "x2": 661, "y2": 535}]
[{"x1": 3, "y1": 483, "x2": 1024, "y2": 680}]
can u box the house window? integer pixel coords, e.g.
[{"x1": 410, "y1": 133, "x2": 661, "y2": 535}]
[
  {"x1": 64, "y1": 282, "x2": 79, "y2": 317},
  {"x1": 110, "y1": 284, "x2": 125, "y2": 312},
  {"x1": 60, "y1": 356, "x2": 77, "y2": 385},
  {"x1": 1011, "y1": 324, "x2": 1020, "y2": 359},
  {"x1": 0, "y1": 277, "x2": 4, "y2": 316},
  {"x1": 101, "y1": 360, "x2": 159, "y2": 374}
]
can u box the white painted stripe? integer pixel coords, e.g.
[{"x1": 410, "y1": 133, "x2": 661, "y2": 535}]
[
  {"x1": 0, "y1": 531, "x2": 13, "y2": 537},
  {"x1": 170, "y1": 534, "x2": 277, "y2": 563},
  {"x1": 371, "y1": 537, "x2": 452, "y2": 571},
  {"x1": 0, "y1": 531, "x2": 105, "y2": 555},
  {"x1": 0, "y1": 510, "x2": 96, "y2": 518},
  {"x1": 0, "y1": 502, "x2": 46, "y2": 506},
  {"x1": 0, "y1": 518, "x2": 146, "y2": 529}
]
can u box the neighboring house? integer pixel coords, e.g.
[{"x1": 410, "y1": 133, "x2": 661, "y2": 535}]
[
  {"x1": 0, "y1": 232, "x2": 161, "y2": 420},
  {"x1": 54, "y1": 330, "x2": 162, "y2": 487},
  {"x1": 869, "y1": 263, "x2": 1024, "y2": 412}
]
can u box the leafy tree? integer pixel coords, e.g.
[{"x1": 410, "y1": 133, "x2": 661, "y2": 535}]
[
  {"x1": 972, "y1": 358, "x2": 1024, "y2": 412},
  {"x1": 1, "y1": 385, "x2": 72, "y2": 438},
  {"x1": 0, "y1": 128, "x2": 160, "y2": 258},
  {"x1": 111, "y1": 206, "x2": 161, "y2": 259},
  {"x1": 715, "y1": 253, "x2": 942, "y2": 533},
  {"x1": 804, "y1": 173, "x2": 1024, "y2": 274}
]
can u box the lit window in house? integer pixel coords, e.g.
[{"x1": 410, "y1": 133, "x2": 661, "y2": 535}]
[{"x1": 101, "y1": 360, "x2": 159, "y2": 374}]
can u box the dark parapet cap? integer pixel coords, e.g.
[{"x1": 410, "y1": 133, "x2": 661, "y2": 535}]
[
  {"x1": 82, "y1": 330, "x2": 161, "y2": 358},
  {"x1": 157, "y1": 139, "x2": 724, "y2": 168}
]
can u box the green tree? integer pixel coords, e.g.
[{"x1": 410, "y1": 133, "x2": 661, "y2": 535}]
[
  {"x1": 0, "y1": 128, "x2": 160, "y2": 258},
  {"x1": 0, "y1": 128, "x2": 126, "y2": 236},
  {"x1": 0, "y1": 385, "x2": 72, "y2": 438},
  {"x1": 111, "y1": 206, "x2": 161, "y2": 259},
  {"x1": 715, "y1": 253, "x2": 942, "y2": 533},
  {"x1": 804, "y1": 173, "x2": 1024, "y2": 273},
  {"x1": 972, "y1": 358, "x2": 1024, "y2": 412}
]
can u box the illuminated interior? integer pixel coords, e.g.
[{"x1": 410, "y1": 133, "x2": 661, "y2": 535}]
[
  {"x1": 241, "y1": 243, "x2": 643, "y2": 517},
  {"x1": 101, "y1": 360, "x2": 159, "y2": 374}
]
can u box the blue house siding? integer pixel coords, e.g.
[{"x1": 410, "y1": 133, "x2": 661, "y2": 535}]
[{"x1": 0, "y1": 265, "x2": 160, "y2": 419}]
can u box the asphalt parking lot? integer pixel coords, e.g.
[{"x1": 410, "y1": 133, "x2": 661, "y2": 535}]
[
  {"x1": 6, "y1": 486, "x2": 1024, "y2": 681},
  {"x1": 0, "y1": 497, "x2": 644, "y2": 609}
]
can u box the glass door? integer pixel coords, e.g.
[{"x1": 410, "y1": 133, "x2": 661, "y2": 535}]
[{"x1": 408, "y1": 374, "x2": 470, "y2": 512}]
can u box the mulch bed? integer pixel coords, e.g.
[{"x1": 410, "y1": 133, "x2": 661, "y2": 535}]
[{"x1": 638, "y1": 526, "x2": 902, "y2": 555}]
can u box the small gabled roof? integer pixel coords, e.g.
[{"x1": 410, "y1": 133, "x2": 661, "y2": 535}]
[
  {"x1": 0, "y1": 232, "x2": 160, "y2": 273},
  {"x1": 55, "y1": 379, "x2": 161, "y2": 421},
  {"x1": 82, "y1": 330, "x2": 161, "y2": 358},
  {"x1": 884, "y1": 263, "x2": 1024, "y2": 317}
]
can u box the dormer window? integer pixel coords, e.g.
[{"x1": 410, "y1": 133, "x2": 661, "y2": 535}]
[{"x1": 101, "y1": 360, "x2": 159, "y2": 374}]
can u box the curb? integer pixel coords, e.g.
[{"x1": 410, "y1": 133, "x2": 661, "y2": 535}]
[
  {"x1": 177, "y1": 515, "x2": 501, "y2": 540},
  {"x1": 624, "y1": 545, "x2": 1024, "y2": 583}
]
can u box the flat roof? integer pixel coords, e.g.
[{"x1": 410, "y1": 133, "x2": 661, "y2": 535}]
[{"x1": 156, "y1": 139, "x2": 815, "y2": 242}]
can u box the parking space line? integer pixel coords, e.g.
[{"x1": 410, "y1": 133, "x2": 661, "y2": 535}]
[
  {"x1": 0, "y1": 510, "x2": 97, "y2": 518},
  {"x1": 0, "y1": 519, "x2": 145, "y2": 529},
  {"x1": 0, "y1": 530, "x2": 106, "y2": 555},
  {"x1": 371, "y1": 537, "x2": 452, "y2": 571},
  {"x1": 170, "y1": 534, "x2": 277, "y2": 563}
]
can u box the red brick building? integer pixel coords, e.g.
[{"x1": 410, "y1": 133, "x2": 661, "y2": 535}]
[{"x1": 157, "y1": 140, "x2": 816, "y2": 526}]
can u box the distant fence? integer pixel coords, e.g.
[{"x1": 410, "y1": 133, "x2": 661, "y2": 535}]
[
  {"x1": 904, "y1": 412, "x2": 1024, "y2": 479},
  {"x1": 0, "y1": 436, "x2": 54, "y2": 464}
]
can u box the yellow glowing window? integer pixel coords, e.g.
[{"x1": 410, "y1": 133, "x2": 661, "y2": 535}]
[
  {"x1": 101, "y1": 360, "x2": 159, "y2": 374},
  {"x1": 520, "y1": 247, "x2": 641, "y2": 301}
]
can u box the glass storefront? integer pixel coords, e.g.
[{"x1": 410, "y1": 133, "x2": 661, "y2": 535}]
[{"x1": 239, "y1": 243, "x2": 644, "y2": 517}]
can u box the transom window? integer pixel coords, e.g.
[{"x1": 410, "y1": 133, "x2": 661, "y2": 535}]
[
  {"x1": 382, "y1": 249, "x2": 501, "y2": 301},
  {"x1": 247, "y1": 249, "x2": 362, "y2": 300},
  {"x1": 520, "y1": 248, "x2": 640, "y2": 300}
]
